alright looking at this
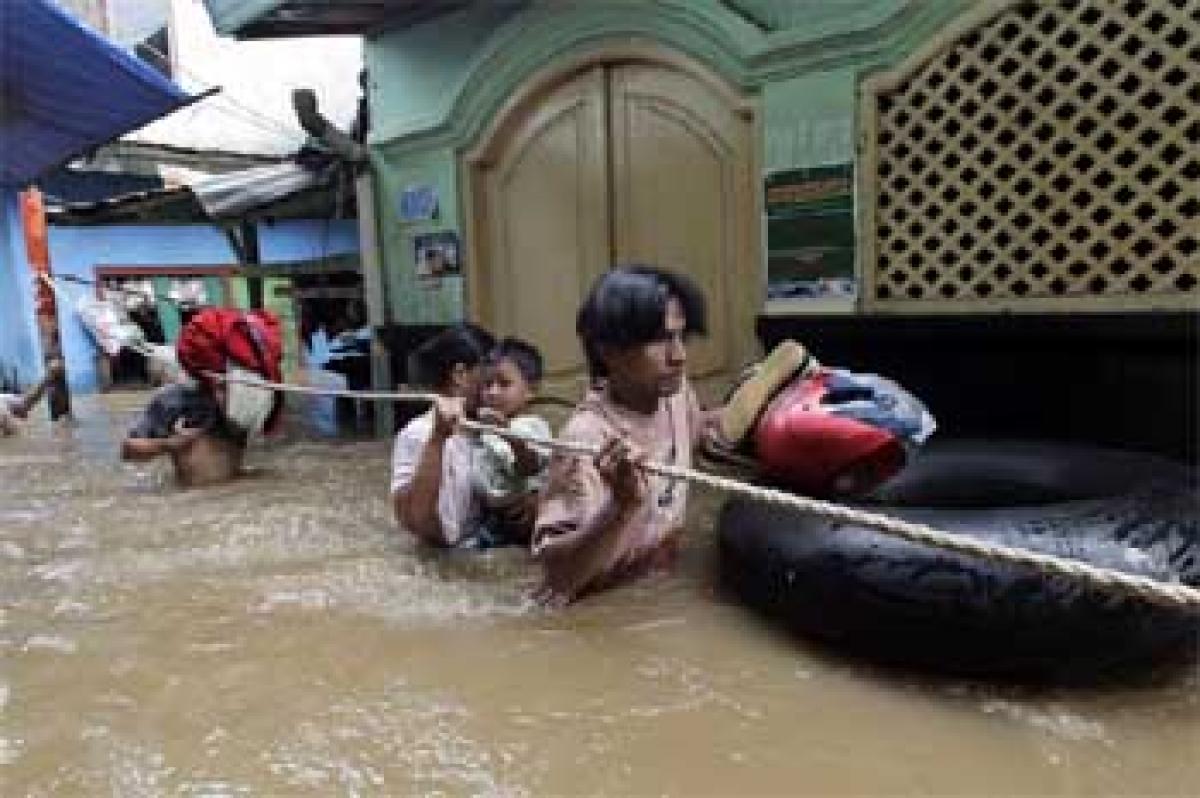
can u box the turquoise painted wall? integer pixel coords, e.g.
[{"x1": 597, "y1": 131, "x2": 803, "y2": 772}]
[
  {"x1": 363, "y1": 0, "x2": 974, "y2": 322},
  {"x1": 373, "y1": 148, "x2": 463, "y2": 324},
  {"x1": 764, "y1": 69, "x2": 856, "y2": 171}
]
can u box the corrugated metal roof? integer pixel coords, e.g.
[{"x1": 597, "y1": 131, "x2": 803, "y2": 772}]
[
  {"x1": 203, "y1": 0, "x2": 468, "y2": 39},
  {"x1": 47, "y1": 155, "x2": 349, "y2": 224}
]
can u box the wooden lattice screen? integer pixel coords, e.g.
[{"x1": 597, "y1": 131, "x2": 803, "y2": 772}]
[{"x1": 858, "y1": 0, "x2": 1198, "y2": 312}]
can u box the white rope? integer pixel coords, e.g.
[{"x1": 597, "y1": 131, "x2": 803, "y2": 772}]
[
  {"x1": 209, "y1": 371, "x2": 1200, "y2": 610},
  {"x1": 48, "y1": 290, "x2": 1193, "y2": 609}
]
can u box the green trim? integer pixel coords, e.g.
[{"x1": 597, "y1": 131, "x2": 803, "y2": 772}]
[
  {"x1": 360, "y1": 0, "x2": 975, "y2": 324},
  {"x1": 368, "y1": 0, "x2": 756, "y2": 155},
  {"x1": 367, "y1": 0, "x2": 971, "y2": 157}
]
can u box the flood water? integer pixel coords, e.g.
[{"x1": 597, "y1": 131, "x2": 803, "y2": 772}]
[{"x1": 2, "y1": 392, "x2": 1197, "y2": 796}]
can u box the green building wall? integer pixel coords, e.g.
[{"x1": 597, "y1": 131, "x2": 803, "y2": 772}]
[{"x1": 362, "y1": 0, "x2": 974, "y2": 324}]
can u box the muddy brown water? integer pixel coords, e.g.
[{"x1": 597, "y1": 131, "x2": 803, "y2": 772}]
[{"x1": 2, "y1": 393, "x2": 1197, "y2": 796}]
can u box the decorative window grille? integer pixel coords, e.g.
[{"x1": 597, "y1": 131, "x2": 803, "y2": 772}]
[{"x1": 858, "y1": 0, "x2": 1198, "y2": 312}]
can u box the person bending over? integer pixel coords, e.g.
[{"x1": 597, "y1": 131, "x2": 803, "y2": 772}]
[{"x1": 121, "y1": 376, "x2": 251, "y2": 487}]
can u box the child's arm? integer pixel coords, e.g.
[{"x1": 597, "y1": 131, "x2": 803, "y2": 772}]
[{"x1": 508, "y1": 415, "x2": 551, "y2": 478}]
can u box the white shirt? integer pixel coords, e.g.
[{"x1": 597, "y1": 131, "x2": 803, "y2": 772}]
[
  {"x1": 471, "y1": 414, "x2": 551, "y2": 505},
  {"x1": 390, "y1": 410, "x2": 479, "y2": 545}
]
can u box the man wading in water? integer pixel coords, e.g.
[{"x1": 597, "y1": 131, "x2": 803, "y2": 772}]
[
  {"x1": 531, "y1": 265, "x2": 728, "y2": 604},
  {"x1": 122, "y1": 308, "x2": 282, "y2": 488},
  {"x1": 121, "y1": 376, "x2": 252, "y2": 487}
]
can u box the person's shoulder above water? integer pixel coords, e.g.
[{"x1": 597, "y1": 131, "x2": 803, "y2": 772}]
[
  {"x1": 391, "y1": 409, "x2": 448, "y2": 495},
  {"x1": 556, "y1": 389, "x2": 619, "y2": 446},
  {"x1": 394, "y1": 407, "x2": 435, "y2": 441},
  {"x1": 129, "y1": 382, "x2": 221, "y2": 440}
]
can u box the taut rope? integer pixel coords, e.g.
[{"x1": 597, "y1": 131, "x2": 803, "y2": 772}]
[{"x1": 212, "y1": 371, "x2": 1200, "y2": 610}]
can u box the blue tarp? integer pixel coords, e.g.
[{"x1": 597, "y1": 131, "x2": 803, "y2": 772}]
[{"x1": 0, "y1": 0, "x2": 193, "y2": 186}]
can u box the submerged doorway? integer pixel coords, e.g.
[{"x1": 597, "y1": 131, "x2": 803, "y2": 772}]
[{"x1": 466, "y1": 55, "x2": 760, "y2": 395}]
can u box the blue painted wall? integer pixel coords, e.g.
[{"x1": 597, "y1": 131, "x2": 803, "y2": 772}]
[
  {"x1": 45, "y1": 224, "x2": 236, "y2": 393},
  {"x1": 0, "y1": 190, "x2": 43, "y2": 388},
  {"x1": 256, "y1": 218, "x2": 358, "y2": 262},
  {"x1": 0, "y1": 218, "x2": 362, "y2": 393}
]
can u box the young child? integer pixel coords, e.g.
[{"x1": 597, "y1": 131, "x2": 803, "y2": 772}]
[
  {"x1": 464, "y1": 337, "x2": 552, "y2": 550},
  {"x1": 0, "y1": 359, "x2": 64, "y2": 435}
]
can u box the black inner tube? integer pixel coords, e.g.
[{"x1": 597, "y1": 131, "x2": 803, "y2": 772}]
[
  {"x1": 719, "y1": 440, "x2": 1200, "y2": 682},
  {"x1": 863, "y1": 440, "x2": 1195, "y2": 508}
]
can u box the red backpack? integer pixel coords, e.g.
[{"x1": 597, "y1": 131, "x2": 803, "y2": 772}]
[{"x1": 176, "y1": 308, "x2": 285, "y2": 433}]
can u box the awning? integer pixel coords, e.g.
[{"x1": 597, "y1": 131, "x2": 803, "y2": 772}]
[
  {"x1": 0, "y1": 0, "x2": 196, "y2": 186},
  {"x1": 46, "y1": 152, "x2": 348, "y2": 225},
  {"x1": 192, "y1": 161, "x2": 326, "y2": 218}
]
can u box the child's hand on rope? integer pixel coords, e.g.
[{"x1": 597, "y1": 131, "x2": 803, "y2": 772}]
[{"x1": 475, "y1": 406, "x2": 506, "y2": 429}]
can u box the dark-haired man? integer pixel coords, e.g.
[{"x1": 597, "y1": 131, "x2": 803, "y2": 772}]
[{"x1": 532, "y1": 265, "x2": 723, "y2": 603}]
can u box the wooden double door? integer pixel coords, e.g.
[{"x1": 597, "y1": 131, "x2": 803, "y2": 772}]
[{"x1": 468, "y1": 61, "x2": 759, "y2": 395}]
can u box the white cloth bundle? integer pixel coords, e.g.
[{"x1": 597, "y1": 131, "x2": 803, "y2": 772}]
[
  {"x1": 74, "y1": 296, "x2": 145, "y2": 356},
  {"x1": 224, "y1": 365, "x2": 275, "y2": 437}
]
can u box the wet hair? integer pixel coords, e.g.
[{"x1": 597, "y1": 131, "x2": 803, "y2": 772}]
[
  {"x1": 412, "y1": 323, "x2": 496, "y2": 390},
  {"x1": 488, "y1": 337, "x2": 543, "y2": 385},
  {"x1": 576, "y1": 264, "x2": 707, "y2": 379}
]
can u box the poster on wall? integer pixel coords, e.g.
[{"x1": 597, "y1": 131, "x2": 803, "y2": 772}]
[
  {"x1": 413, "y1": 231, "x2": 461, "y2": 285},
  {"x1": 765, "y1": 164, "x2": 856, "y2": 301},
  {"x1": 398, "y1": 184, "x2": 439, "y2": 222}
]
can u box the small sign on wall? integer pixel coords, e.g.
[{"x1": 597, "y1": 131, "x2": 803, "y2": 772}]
[
  {"x1": 765, "y1": 164, "x2": 856, "y2": 301},
  {"x1": 413, "y1": 231, "x2": 461, "y2": 286},
  {"x1": 398, "y1": 184, "x2": 439, "y2": 222}
]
